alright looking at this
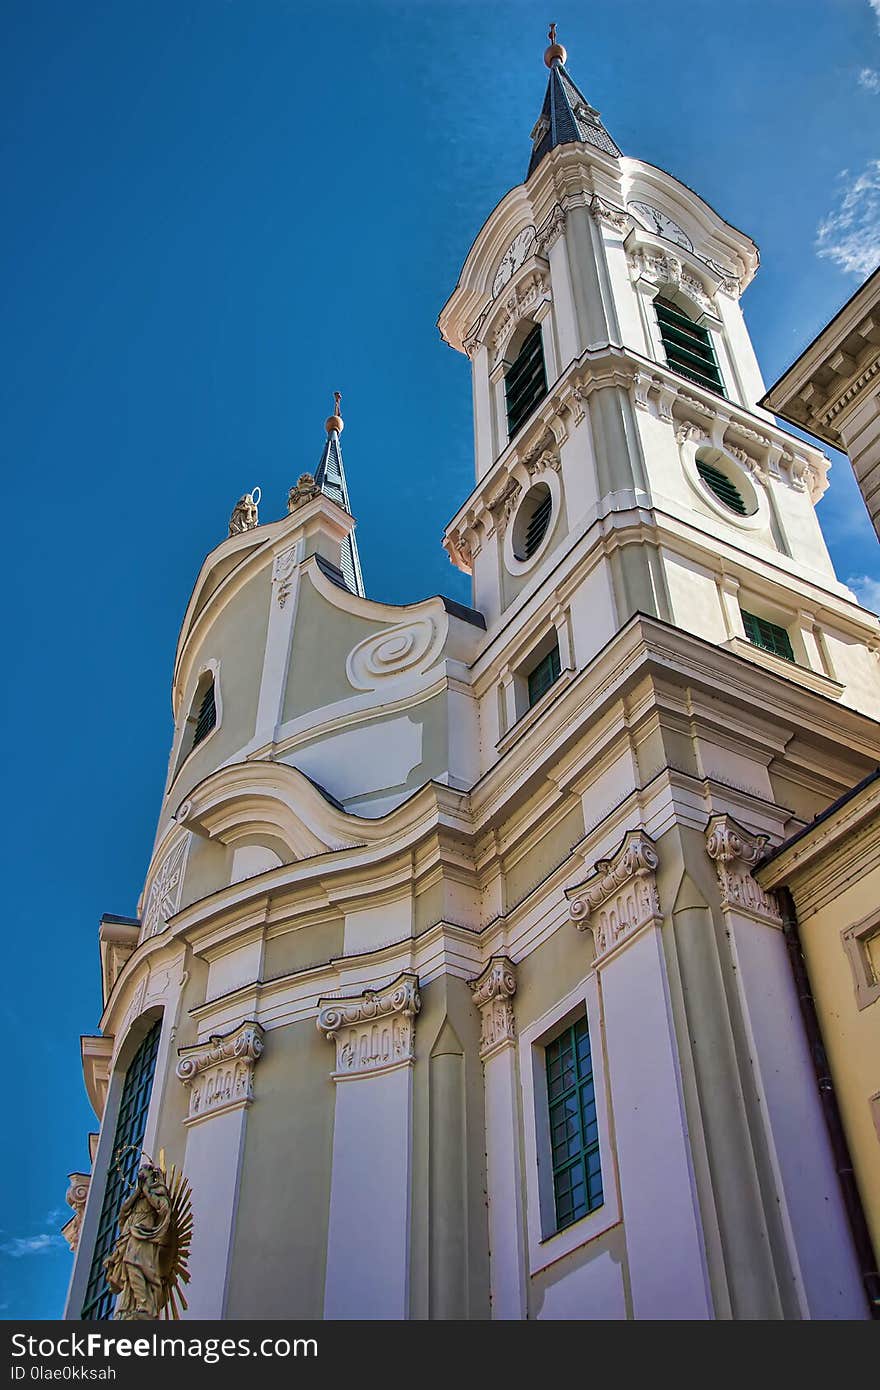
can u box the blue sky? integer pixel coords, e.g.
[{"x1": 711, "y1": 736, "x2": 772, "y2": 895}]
[{"x1": 2, "y1": 0, "x2": 879, "y2": 1320}]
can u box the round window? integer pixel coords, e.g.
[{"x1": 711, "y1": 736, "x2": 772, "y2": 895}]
[
  {"x1": 513, "y1": 483, "x2": 553, "y2": 562},
  {"x1": 694, "y1": 450, "x2": 758, "y2": 518}
]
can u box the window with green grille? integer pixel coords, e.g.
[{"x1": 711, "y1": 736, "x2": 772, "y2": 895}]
[
  {"x1": 193, "y1": 680, "x2": 216, "y2": 748},
  {"x1": 695, "y1": 457, "x2": 748, "y2": 515},
  {"x1": 655, "y1": 296, "x2": 724, "y2": 395},
  {"x1": 527, "y1": 643, "x2": 561, "y2": 707},
  {"x1": 545, "y1": 1016, "x2": 603, "y2": 1232},
  {"x1": 740, "y1": 609, "x2": 795, "y2": 662},
  {"x1": 505, "y1": 324, "x2": 547, "y2": 438},
  {"x1": 81, "y1": 1021, "x2": 162, "y2": 1320}
]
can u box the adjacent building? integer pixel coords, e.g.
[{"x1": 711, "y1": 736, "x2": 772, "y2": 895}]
[
  {"x1": 63, "y1": 33, "x2": 880, "y2": 1320},
  {"x1": 761, "y1": 267, "x2": 880, "y2": 540}
]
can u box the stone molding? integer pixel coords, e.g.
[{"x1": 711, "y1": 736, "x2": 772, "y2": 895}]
[
  {"x1": 490, "y1": 269, "x2": 550, "y2": 364},
  {"x1": 317, "y1": 972, "x2": 420, "y2": 1080},
  {"x1": 566, "y1": 830, "x2": 662, "y2": 959},
  {"x1": 469, "y1": 957, "x2": 517, "y2": 1060},
  {"x1": 62, "y1": 1173, "x2": 90, "y2": 1252},
  {"x1": 705, "y1": 814, "x2": 781, "y2": 925},
  {"x1": 272, "y1": 544, "x2": 300, "y2": 608},
  {"x1": 345, "y1": 616, "x2": 443, "y2": 690},
  {"x1": 176, "y1": 1021, "x2": 265, "y2": 1125},
  {"x1": 142, "y1": 836, "x2": 189, "y2": 940},
  {"x1": 535, "y1": 203, "x2": 566, "y2": 254},
  {"x1": 589, "y1": 194, "x2": 631, "y2": 235}
]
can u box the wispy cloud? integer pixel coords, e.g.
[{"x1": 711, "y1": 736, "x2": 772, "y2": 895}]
[
  {"x1": 0, "y1": 1232, "x2": 66, "y2": 1258},
  {"x1": 859, "y1": 67, "x2": 880, "y2": 92},
  {"x1": 816, "y1": 161, "x2": 880, "y2": 276},
  {"x1": 871, "y1": 0, "x2": 880, "y2": 32},
  {"x1": 847, "y1": 573, "x2": 880, "y2": 611}
]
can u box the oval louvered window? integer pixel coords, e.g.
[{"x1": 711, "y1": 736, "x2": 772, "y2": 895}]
[
  {"x1": 514, "y1": 483, "x2": 553, "y2": 561},
  {"x1": 696, "y1": 457, "x2": 748, "y2": 515}
]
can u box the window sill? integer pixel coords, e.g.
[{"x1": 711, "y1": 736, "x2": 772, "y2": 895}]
[
  {"x1": 496, "y1": 667, "x2": 576, "y2": 756},
  {"x1": 725, "y1": 637, "x2": 844, "y2": 699}
]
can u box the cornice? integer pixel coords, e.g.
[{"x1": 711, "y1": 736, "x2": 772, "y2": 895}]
[
  {"x1": 755, "y1": 775, "x2": 880, "y2": 891},
  {"x1": 443, "y1": 342, "x2": 830, "y2": 566}
]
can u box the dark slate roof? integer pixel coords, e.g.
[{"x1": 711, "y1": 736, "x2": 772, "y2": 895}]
[
  {"x1": 314, "y1": 552, "x2": 353, "y2": 593},
  {"x1": 441, "y1": 595, "x2": 487, "y2": 629},
  {"x1": 315, "y1": 429, "x2": 366, "y2": 597},
  {"x1": 756, "y1": 767, "x2": 880, "y2": 870},
  {"x1": 527, "y1": 62, "x2": 620, "y2": 179}
]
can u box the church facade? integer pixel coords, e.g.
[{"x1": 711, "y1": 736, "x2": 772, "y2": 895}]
[{"x1": 64, "y1": 34, "x2": 880, "y2": 1320}]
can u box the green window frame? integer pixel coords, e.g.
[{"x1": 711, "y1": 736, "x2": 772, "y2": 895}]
[
  {"x1": 740, "y1": 609, "x2": 795, "y2": 663},
  {"x1": 505, "y1": 324, "x2": 548, "y2": 438},
  {"x1": 546, "y1": 1016, "x2": 603, "y2": 1232},
  {"x1": 527, "y1": 643, "x2": 561, "y2": 708},
  {"x1": 655, "y1": 296, "x2": 724, "y2": 396},
  {"x1": 81, "y1": 1020, "x2": 162, "y2": 1320}
]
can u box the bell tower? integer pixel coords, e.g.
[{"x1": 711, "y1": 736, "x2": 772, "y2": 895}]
[{"x1": 440, "y1": 29, "x2": 879, "y2": 754}]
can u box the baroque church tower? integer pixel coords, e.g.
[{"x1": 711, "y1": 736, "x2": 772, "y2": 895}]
[{"x1": 65, "y1": 32, "x2": 880, "y2": 1321}]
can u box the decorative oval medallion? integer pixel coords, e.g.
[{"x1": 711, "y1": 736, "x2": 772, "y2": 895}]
[{"x1": 345, "y1": 617, "x2": 443, "y2": 690}]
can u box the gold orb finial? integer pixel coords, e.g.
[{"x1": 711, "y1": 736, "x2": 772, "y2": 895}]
[
  {"x1": 544, "y1": 22, "x2": 567, "y2": 68},
  {"x1": 325, "y1": 390, "x2": 344, "y2": 434}
]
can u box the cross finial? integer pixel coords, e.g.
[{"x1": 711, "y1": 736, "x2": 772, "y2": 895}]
[
  {"x1": 325, "y1": 390, "x2": 345, "y2": 435},
  {"x1": 544, "y1": 21, "x2": 567, "y2": 67}
]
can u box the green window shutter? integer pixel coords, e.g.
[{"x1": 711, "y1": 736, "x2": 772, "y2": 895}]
[
  {"x1": 527, "y1": 643, "x2": 561, "y2": 707},
  {"x1": 522, "y1": 487, "x2": 553, "y2": 559},
  {"x1": 740, "y1": 609, "x2": 795, "y2": 662},
  {"x1": 505, "y1": 325, "x2": 548, "y2": 438},
  {"x1": 193, "y1": 681, "x2": 217, "y2": 748},
  {"x1": 546, "y1": 1016, "x2": 604, "y2": 1232},
  {"x1": 81, "y1": 1021, "x2": 162, "y2": 1320},
  {"x1": 695, "y1": 457, "x2": 747, "y2": 515},
  {"x1": 655, "y1": 296, "x2": 725, "y2": 396}
]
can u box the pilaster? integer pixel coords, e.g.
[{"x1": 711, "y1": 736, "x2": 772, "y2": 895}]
[
  {"x1": 317, "y1": 974, "x2": 420, "y2": 1318},
  {"x1": 469, "y1": 958, "x2": 526, "y2": 1319},
  {"x1": 175, "y1": 1021, "x2": 266, "y2": 1318}
]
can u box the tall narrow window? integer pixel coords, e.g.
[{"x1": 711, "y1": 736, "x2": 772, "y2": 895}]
[
  {"x1": 505, "y1": 324, "x2": 547, "y2": 438},
  {"x1": 527, "y1": 643, "x2": 561, "y2": 707},
  {"x1": 81, "y1": 1020, "x2": 162, "y2": 1320},
  {"x1": 546, "y1": 1016, "x2": 603, "y2": 1232},
  {"x1": 740, "y1": 609, "x2": 795, "y2": 663},
  {"x1": 655, "y1": 295, "x2": 724, "y2": 395},
  {"x1": 192, "y1": 678, "x2": 216, "y2": 748}
]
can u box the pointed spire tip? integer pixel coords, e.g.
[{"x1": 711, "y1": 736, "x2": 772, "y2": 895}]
[
  {"x1": 325, "y1": 390, "x2": 344, "y2": 435},
  {"x1": 544, "y1": 22, "x2": 567, "y2": 68}
]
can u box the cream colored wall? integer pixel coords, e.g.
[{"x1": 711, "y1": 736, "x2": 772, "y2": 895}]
[
  {"x1": 282, "y1": 579, "x2": 378, "y2": 723},
  {"x1": 226, "y1": 1018, "x2": 334, "y2": 1319},
  {"x1": 793, "y1": 860, "x2": 880, "y2": 1259},
  {"x1": 166, "y1": 570, "x2": 270, "y2": 812}
]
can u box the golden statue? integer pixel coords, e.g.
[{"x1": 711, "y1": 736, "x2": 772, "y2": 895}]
[{"x1": 103, "y1": 1152, "x2": 192, "y2": 1320}]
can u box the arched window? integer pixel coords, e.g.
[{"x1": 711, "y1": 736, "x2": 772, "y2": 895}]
[
  {"x1": 505, "y1": 323, "x2": 547, "y2": 437},
  {"x1": 192, "y1": 677, "x2": 216, "y2": 749},
  {"x1": 172, "y1": 668, "x2": 219, "y2": 782},
  {"x1": 81, "y1": 1020, "x2": 162, "y2": 1320},
  {"x1": 654, "y1": 295, "x2": 724, "y2": 396}
]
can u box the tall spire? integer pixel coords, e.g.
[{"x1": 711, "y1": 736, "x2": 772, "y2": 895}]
[
  {"x1": 314, "y1": 392, "x2": 365, "y2": 597},
  {"x1": 527, "y1": 24, "x2": 620, "y2": 179}
]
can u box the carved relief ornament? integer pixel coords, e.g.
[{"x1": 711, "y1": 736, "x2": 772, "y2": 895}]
[
  {"x1": 62, "y1": 1173, "x2": 90, "y2": 1252},
  {"x1": 346, "y1": 616, "x2": 442, "y2": 691},
  {"x1": 704, "y1": 815, "x2": 781, "y2": 925},
  {"x1": 142, "y1": 836, "x2": 189, "y2": 940},
  {"x1": 490, "y1": 269, "x2": 550, "y2": 364},
  {"x1": 317, "y1": 972, "x2": 420, "y2": 1080},
  {"x1": 566, "y1": 830, "x2": 662, "y2": 960},
  {"x1": 176, "y1": 1021, "x2": 265, "y2": 1125},
  {"x1": 469, "y1": 957, "x2": 517, "y2": 1059},
  {"x1": 272, "y1": 544, "x2": 299, "y2": 609}
]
